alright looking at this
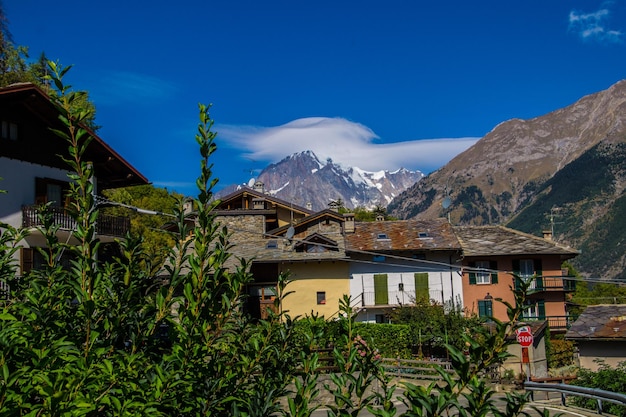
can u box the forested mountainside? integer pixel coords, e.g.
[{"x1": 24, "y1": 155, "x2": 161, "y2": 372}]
[{"x1": 387, "y1": 80, "x2": 626, "y2": 280}]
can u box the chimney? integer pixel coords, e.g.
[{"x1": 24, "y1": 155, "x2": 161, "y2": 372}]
[
  {"x1": 253, "y1": 181, "x2": 265, "y2": 193},
  {"x1": 376, "y1": 214, "x2": 385, "y2": 222},
  {"x1": 343, "y1": 213, "x2": 355, "y2": 233},
  {"x1": 328, "y1": 201, "x2": 340, "y2": 212},
  {"x1": 542, "y1": 230, "x2": 552, "y2": 241},
  {"x1": 306, "y1": 202, "x2": 312, "y2": 211}
]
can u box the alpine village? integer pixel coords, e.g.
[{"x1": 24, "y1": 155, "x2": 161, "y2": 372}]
[{"x1": 2, "y1": 9, "x2": 626, "y2": 417}]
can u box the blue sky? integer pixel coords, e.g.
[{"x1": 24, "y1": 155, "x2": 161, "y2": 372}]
[{"x1": 5, "y1": 1, "x2": 626, "y2": 196}]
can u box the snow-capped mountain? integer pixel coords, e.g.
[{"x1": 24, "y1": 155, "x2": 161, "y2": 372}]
[{"x1": 222, "y1": 150, "x2": 423, "y2": 211}]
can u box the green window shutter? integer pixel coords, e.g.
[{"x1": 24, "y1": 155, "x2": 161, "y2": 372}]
[
  {"x1": 373, "y1": 274, "x2": 388, "y2": 305},
  {"x1": 414, "y1": 272, "x2": 429, "y2": 300},
  {"x1": 534, "y1": 259, "x2": 543, "y2": 289},
  {"x1": 468, "y1": 262, "x2": 476, "y2": 285},
  {"x1": 489, "y1": 261, "x2": 498, "y2": 284},
  {"x1": 538, "y1": 300, "x2": 546, "y2": 320},
  {"x1": 512, "y1": 259, "x2": 521, "y2": 290}
]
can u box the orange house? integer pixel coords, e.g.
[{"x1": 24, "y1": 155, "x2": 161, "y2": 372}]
[{"x1": 453, "y1": 226, "x2": 579, "y2": 333}]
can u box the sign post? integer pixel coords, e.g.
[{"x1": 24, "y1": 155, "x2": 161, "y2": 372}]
[{"x1": 516, "y1": 327, "x2": 534, "y2": 381}]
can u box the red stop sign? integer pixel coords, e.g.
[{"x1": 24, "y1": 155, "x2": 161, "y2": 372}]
[{"x1": 517, "y1": 331, "x2": 533, "y2": 347}]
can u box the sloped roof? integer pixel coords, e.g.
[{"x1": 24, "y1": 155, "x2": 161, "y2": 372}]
[
  {"x1": 566, "y1": 304, "x2": 626, "y2": 341},
  {"x1": 344, "y1": 218, "x2": 461, "y2": 252},
  {"x1": 216, "y1": 186, "x2": 313, "y2": 215},
  {"x1": 453, "y1": 226, "x2": 578, "y2": 258},
  {"x1": 267, "y1": 209, "x2": 345, "y2": 237},
  {"x1": 0, "y1": 82, "x2": 148, "y2": 189}
]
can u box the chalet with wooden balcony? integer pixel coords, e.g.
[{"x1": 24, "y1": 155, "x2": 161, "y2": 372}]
[
  {"x1": 0, "y1": 82, "x2": 148, "y2": 274},
  {"x1": 453, "y1": 225, "x2": 579, "y2": 333}
]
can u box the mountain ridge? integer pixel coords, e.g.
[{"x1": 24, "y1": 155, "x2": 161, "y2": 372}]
[{"x1": 387, "y1": 79, "x2": 626, "y2": 279}]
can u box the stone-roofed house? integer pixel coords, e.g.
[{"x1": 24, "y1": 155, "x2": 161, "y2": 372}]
[
  {"x1": 566, "y1": 304, "x2": 626, "y2": 371},
  {"x1": 344, "y1": 218, "x2": 463, "y2": 323},
  {"x1": 212, "y1": 185, "x2": 350, "y2": 319},
  {"x1": 453, "y1": 226, "x2": 579, "y2": 333}
]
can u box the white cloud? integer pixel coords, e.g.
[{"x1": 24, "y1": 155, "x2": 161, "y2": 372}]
[
  {"x1": 218, "y1": 117, "x2": 478, "y2": 173},
  {"x1": 569, "y1": 7, "x2": 623, "y2": 43}
]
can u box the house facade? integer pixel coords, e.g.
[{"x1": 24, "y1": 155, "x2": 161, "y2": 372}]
[
  {"x1": 565, "y1": 304, "x2": 626, "y2": 371},
  {"x1": 0, "y1": 83, "x2": 148, "y2": 274},
  {"x1": 453, "y1": 226, "x2": 578, "y2": 333},
  {"x1": 344, "y1": 218, "x2": 463, "y2": 323},
  {"x1": 214, "y1": 185, "x2": 350, "y2": 319}
]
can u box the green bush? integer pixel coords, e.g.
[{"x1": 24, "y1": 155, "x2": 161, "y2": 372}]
[{"x1": 571, "y1": 361, "x2": 626, "y2": 416}]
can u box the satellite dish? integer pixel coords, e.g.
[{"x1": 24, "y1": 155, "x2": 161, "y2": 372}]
[
  {"x1": 286, "y1": 226, "x2": 295, "y2": 240},
  {"x1": 442, "y1": 197, "x2": 452, "y2": 209}
]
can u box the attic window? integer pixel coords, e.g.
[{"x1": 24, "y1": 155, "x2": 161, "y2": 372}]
[
  {"x1": 266, "y1": 240, "x2": 278, "y2": 249},
  {"x1": 418, "y1": 232, "x2": 430, "y2": 239},
  {"x1": 377, "y1": 233, "x2": 389, "y2": 240}
]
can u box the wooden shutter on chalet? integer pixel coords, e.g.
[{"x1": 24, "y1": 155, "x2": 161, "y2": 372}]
[
  {"x1": 414, "y1": 272, "x2": 429, "y2": 300},
  {"x1": 20, "y1": 247, "x2": 33, "y2": 275},
  {"x1": 537, "y1": 300, "x2": 546, "y2": 320},
  {"x1": 373, "y1": 274, "x2": 388, "y2": 305}
]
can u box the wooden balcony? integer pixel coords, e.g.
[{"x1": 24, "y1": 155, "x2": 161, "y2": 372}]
[{"x1": 22, "y1": 205, "x2": 130, "y2": 238}]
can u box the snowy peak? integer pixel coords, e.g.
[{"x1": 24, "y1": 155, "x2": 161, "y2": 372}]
[{"x1": 252, "y1": 150, "x2": 423, "y2": 211}]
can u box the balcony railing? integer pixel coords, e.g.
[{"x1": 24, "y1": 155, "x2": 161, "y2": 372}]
[
  {"x1": 522, "y1": 315, "x2": 573, "y2": 332},
  {"x1": 22, "y1": 205, "x2": 130, "y2": 238},
  {"x1": 515, "y1": 276, "x2": 576, "y2": 293}
]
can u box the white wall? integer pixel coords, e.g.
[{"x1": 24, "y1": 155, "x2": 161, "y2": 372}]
[{"x1": 0, "y1": 157, "x2": 71, "y2": 228}]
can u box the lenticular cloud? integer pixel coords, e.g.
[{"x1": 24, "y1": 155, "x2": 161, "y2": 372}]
[{"x1": 218, "y1": 117, "x2": 477, "y2": 173}]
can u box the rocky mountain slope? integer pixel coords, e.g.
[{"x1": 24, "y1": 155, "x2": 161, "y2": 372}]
[
  {"x1": 387, "y1": 79, "x2": 626, "y2": 280},
  {"x1": 221, "y1": 151, "x2": 423, "y2": 212}
]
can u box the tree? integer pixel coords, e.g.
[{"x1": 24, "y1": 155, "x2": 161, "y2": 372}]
[{"x1": 102, "y1": 184, "x2": 181, "y2": 275}]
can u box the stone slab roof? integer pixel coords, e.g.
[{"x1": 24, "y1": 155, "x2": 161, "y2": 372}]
[
  {"x1": 453, "y1": 226, "x2": 578, "y2": 258},
  {"x1": 345, "y1": 219, "x2": 461, "y2": 252},
  {"x1": 566, "y1": 305, "x2": 626, "y2": 340}
]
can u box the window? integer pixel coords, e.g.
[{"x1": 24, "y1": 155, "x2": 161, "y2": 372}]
[
  {"x1": 372, "y1": 255, "x2": 386, "y2": 262},
  {"x1": 35, "y1": 177, "x2": 70, "y2": 207},
  {"x1": 316, "y1": 291, "x2": 326, "y2": 305},
  {"x1": 373, "y1": 274, "x2": 389, "y2": 305},
  {"x1": 377, "y1": 233, "x2": 389, "y2": 240},
  {"x1": 475, "y1": 260, "x2": 491, "y2": 284},
  {"x1": 522, "y1": 300, "x2": 545, "y2": 320},
  {"x1": 478, "y1": 299, "x2": 493, "y2": 318},
  {"x1": 1, "y1": 121, "x2": 18, "y2": 140},
  {"x1": 468, "y1": 261, "x2": 498, "y2": 285},
  {"x1": 513, "y1": 259, "x2": 543, "y2": 290},
  {"x1": 375, "y1": 314, "x2": 388, "y2": 324},
  {"x1": 265, "y1": 240, "x2": 278, "y2": 249},
  {"x1": 418, "y1": 232, "x2": 430, "y2": 238}
]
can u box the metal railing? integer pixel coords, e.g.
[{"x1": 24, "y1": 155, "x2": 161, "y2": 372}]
[
  {"x1": 525, "y1": 381, "x2": 626, "y2": 415},
  {"x1": 516, "y1": 276, "x2": 576, "y2": 293},
  {"x1": 520, "y1": 315, "x2": 573, "y2": 331},
  {"x1": 22, "y1": 205, "x2": 130, "y2": 238}
]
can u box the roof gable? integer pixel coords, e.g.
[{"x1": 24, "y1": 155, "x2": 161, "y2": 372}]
[
  {"x1": 216, "y1": 186, "x2": 313, "y2": 215},
  {"x1": 0, "y1": 83, "x2": 148, "y2": 189}
]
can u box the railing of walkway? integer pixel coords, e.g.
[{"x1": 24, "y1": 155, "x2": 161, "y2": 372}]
[{"x1": 524, "y1": 381, "x2": 626, "y2": 415}]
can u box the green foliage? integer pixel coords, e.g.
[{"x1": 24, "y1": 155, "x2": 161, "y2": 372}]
[
  {"x1": 102, "y1": 185, "x2": 182, "y2": 274},
  {"x1": 0, "y1": 62, "x2": 556, "y2": 417},
  {"x1": 571, "y1": 361, "x2": 626, "y2": 416}
]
